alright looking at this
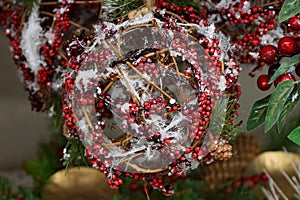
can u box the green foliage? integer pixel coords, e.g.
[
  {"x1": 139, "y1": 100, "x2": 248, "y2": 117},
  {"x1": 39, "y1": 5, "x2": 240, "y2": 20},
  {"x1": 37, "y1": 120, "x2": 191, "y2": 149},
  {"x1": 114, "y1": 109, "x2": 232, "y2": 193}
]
[
  {"x1": 269, "y1": 54, "x2": 300, "y2": 84},
  {"x1": 246, "y1": 95, "x2": 270, "y2": 132},
  {"x1": 49, "y1": 94, "x2": 65, "y2": 130},
  {"x1": 247, "y1": 80, "x2": 296, "y2": 133},
  {"x1": 103, "y1": 0, "x2": 145, "y2": 18},
  {"x1": 115, "y1": 176, "x2": 258, "y2": 200},
  {"x1": 62, "y1": 137, "x2": 90, "y2": 170},
  {"x1": 5, "y1": 0, "x2": 38, "y2": 9},
  {"x1": 295, "y1": 195, "x2": 300, "y2": 200},
  {"x1": 288, "y1": 126, "x2": 300, "y2": 145},
  {"x1": 278, "y1": 86, "x2": 300, "y2": 133},
  {"x1": 24, "y1": 95, "x2": 66, "y2": 195},
  {"x1": 0, "y1": 176, "x2": 40, "y2": 200},
  {"x1": 223, "y1": 99, "x2": 242, "y2": 141},
  {"x1": 278, "y1": 0, "x2": 300, "y2": 23},
  {"x1": 172, "y1": 0, "x2": 204, "y2": 11},
  {"x1": 265, "y1": 80, "x2": 295, "y2": 132},
  {"x1": 262, "y1": 113, "x2": 299, "y2": 152}
]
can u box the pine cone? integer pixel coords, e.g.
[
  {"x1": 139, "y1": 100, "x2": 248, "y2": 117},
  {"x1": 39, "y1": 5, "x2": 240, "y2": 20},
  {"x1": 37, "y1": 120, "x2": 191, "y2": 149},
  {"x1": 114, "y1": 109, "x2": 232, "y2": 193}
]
[
  {"x1": 200, "y1": 134, "x2": 260, "y2": 191},
  {"x1": 210, "y1": 139, "x2": 233, "y2": 161}
]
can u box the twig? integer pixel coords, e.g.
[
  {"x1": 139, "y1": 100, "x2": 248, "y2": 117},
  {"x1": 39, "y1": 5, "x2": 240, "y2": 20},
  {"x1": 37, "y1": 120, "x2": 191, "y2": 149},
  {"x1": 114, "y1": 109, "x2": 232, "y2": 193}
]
[
  {"x1": 83, "y1": 106, "x2": 95, "y2": 131},
  {"x1": 126, "y1": 61, "x2": 173, "y2": 100},
  {"x1": 59, "y1": 51, "x2": 68, "y2": 60},
  {"x1": 164, "y1": 10, "x2": 189, "y2": 24},
  {"x1": 106, "y1": 39, "x2": 173, "y2": 100},
  {"x1": 39, "y1": 11, "x2": 92, "y2": 33},
  {"x1": 144, "y1": 182, "x2": 150, "y2": 200},
  {"x1": 41, "y1": 0, "x2": 102, "y2": 6},
  {"x1": 145, "y1": 0, "x2": 153, "y2": 11},
  {"x1": 171, "y1": 56, "x2": 185, "y2": 103},
  {"x1": 102, "y1": 80, "x2": 115, "y2": 94},
  {"x1": 117, "y1": 65, "x2": 141, "y2": 106},
  {"x1": 260, "y1": 1, "x2": 280, "y2": 7}
]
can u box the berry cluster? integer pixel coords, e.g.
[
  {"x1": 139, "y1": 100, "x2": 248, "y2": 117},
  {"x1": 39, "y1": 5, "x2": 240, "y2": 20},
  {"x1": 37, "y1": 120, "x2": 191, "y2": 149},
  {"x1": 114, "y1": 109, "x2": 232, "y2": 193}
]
[
  {"x1": 0, "y1": 0, "x2": 101, "y2": 111},
  {"x1": 256, "y1": 14, "x2": 300, "y2": 91},
  {"x1": 226, "y1": 172, "x2": 269, "y2": 193},
  {"x1": 212, "y1": 0, "x2": 279, "y2": 64},
  {"x1": 0, "y1": 1, "x2": 73, "y2": 111},
  {"x1": 155, "y1": 0, "x2": 208, "y2": 24}
]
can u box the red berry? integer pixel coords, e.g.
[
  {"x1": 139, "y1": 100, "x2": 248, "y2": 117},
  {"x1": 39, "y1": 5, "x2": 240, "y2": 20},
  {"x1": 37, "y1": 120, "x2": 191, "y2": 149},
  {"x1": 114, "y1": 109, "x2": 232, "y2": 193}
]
[
  {"x1": 188, "y1": 7, "x2": 194, "y2": 13},
  {"x1": 274, "y1": 73, "x2": 296, "y2": 87},
  {"x1": 278, "y1": 36, "x2": 297, "y2": 56},
  {"x1": 260, "y1": 172, "x2": 269, "y2": 181},
  {"x1": 257, "y1": 75, "x2": 272, "y2": 91},
  {"x1": 288, "y1": 15, "x2": 300, "y2": 31},
  {"x1": 260, "y1": 45, "x2": 278, "y2": 64},
  {"x1": 130, "y1": 182, "x2": 140, "y2": 191}
]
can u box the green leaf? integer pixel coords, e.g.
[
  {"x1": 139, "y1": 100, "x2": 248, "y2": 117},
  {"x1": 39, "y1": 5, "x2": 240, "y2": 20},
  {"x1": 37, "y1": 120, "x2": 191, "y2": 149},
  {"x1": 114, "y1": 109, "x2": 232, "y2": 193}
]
[
  {"x1": 278, "y1": 86, "x2": 300, "y2": 133},
  {"x1": 265, "y1": 80, "x2": 295, "y2": 132},
  {"x1": 246, "y1": 95, "x2": 270, "y2": 132},
  {"x1": 6, "y1": 0, "x2": 38, "y2": 10},
  {"x1": 269, "y1": 54, "x2": 300, "y2": 84},
  {"x1": 278, "y1": 0, "x2": 300, "y2": 23},
  {"x1": 288, "y1": 126, "x2": 300, "y2": 145}
]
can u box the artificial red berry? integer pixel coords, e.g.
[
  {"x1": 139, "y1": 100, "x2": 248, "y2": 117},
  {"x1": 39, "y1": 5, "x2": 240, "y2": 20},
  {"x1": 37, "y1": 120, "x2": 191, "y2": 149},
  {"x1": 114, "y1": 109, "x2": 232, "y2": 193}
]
[
  {"x1": 288, "y1": 15, "x2": 300, "y2": 31},
  {"x1": 278, "y1": 36, "x2": 297, "y2": 56},
  {"x1": 260, "y1": 172, "x2": 269, "y2": 181},
  {"x1": 274, "y1": 73, "x2": 296, "y2": 87},
  {"x1": 187, "y1": 7, "x2": 194, "y2": 13},
  {"x1": 257, "y1": 74, "x2": 272, "y2": 91},
  {"x1": 260, "y1": 45, "x2": 278, "y2": 64}
]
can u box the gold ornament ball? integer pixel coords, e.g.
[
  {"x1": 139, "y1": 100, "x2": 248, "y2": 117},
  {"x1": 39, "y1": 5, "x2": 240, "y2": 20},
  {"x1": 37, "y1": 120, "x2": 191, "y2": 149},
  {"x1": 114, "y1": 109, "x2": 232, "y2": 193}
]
[
  {"x1": 43, "y1": 167, "x2": 118, "y2": 200},
  {"x1": 245, "y1": 151, "x2": 300, "y2": 199}
]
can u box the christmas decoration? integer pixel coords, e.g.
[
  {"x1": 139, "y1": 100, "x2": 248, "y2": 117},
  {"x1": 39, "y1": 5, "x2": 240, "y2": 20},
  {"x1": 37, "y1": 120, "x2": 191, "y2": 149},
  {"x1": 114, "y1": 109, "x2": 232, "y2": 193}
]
[
  {"x1": 0, "y1": 0, "x2": 300, "y2": 199},
  {"x1": 0, "y1": 0, "x2": 101, "y2": 111},
  {"x1": 43, "y1": 167, "x2": 118, "y2": 200},
  {"x1": 61, "y1": 0, "x2": 242, "y2": 194},
  {"x1": 245, "y1": 151, "x2": 300, "y2": 200},
  {"x1": 200, "y1": 134, "x2": 260, "y2": 191}
]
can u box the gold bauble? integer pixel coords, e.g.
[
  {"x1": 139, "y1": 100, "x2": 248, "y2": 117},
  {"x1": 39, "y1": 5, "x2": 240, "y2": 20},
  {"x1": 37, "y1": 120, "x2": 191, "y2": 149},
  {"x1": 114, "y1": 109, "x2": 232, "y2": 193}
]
[
  {"x1": 43, "y1": 167, "x2": 118, "y2": 200},
  {"x1": 245, "y1": 151, "x2": 300, "y2": 199}
]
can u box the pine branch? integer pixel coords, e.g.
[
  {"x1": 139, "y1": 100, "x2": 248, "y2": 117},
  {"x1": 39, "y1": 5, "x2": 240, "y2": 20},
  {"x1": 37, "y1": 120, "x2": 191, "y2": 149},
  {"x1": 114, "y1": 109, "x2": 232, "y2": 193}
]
[
  {"x1": 103, "y1": 0, "x2": 145, "y2": 18},
  {"x1": 0, "y1": 176, "x2": 40, "y2": 200},
  {"x1": 5, "y1": 0, "x2": 38, "y2": 9},
  {"x1": 62, "y1": 137, "x2": 90, "y2": 171},
  {"x1": 172, "y1": 0, "x2": 204, "y2": 11}
]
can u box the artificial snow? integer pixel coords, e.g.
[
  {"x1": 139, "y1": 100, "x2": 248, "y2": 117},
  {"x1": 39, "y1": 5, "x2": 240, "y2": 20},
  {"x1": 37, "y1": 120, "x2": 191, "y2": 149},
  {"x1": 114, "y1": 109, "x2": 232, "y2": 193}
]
[
  {"x1": 217, "y1": 75, "x2": 227, "y2": 91},
  {"x1": 292, "y1": 92, "x2": 299, "y2": 102},
  {"x1": 75, "y1": 68, "x2": 98, "y2": 93},
  {"x1": 20, "y1": 5, "x2": 45, "y2": 76}
]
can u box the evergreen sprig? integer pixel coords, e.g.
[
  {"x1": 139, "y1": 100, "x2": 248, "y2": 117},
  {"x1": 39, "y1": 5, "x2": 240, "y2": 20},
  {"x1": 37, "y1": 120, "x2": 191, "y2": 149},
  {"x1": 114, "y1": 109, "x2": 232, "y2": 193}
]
[
  {"x1": 5, "y1": 0, "x2": 38, "y2": 9},
  {"x1": 62, "y1": 137, "x2": 90, "y2": 171},
  {"x1": 0, "y1": 176, "x2": 40, "y2": 200},
  {"x1": 103, "y1": 0, "x2": 145, "y2": 18}
]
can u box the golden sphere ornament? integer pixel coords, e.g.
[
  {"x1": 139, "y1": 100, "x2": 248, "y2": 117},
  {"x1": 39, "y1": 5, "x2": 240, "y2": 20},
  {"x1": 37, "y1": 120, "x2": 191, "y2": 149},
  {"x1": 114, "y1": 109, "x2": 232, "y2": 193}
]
[
  {"x1": 245, "y1": 151, "x2": 300, "y2": 200},
  {"x1": 43, "y1": 167, "x2": 118, "y2": 200}
]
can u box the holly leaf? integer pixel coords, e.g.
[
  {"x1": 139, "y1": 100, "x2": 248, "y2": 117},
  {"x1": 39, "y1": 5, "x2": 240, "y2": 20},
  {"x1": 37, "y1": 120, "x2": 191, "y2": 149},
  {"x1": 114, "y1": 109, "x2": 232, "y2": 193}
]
[
  {"x1": 288, "y1": 126, "x2": 300, "y2": 145},
  {"x1": 246, "y1": 95, "x2": 270, "y2": 132},
  {"x1": 278, "y1": 86, "x2": 300, "y2": 133},
  {"x1": 278, "y1": 0, "x2": 300, "y2": 23},
  {"x1": 265, "y1": 80, "x2": 295, "y2": 132},
  {"x1": 269, "y1": 54, "x2": 300, "y2": 84}
]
